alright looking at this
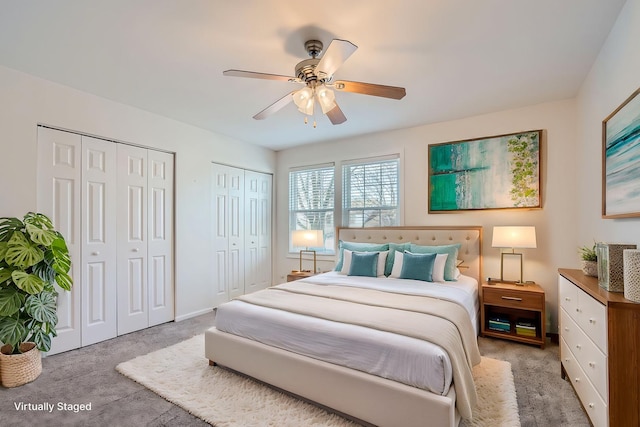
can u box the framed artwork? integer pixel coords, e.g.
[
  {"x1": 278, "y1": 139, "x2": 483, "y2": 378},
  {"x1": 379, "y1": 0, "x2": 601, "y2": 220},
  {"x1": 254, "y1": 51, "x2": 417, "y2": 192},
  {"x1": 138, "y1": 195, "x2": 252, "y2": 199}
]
[
  {"x1": 602, "y1": 87, "x2": 640, "y2": 218},
  {"x1": 428, "y1": 130, "x2": 542, "y2": 212}
]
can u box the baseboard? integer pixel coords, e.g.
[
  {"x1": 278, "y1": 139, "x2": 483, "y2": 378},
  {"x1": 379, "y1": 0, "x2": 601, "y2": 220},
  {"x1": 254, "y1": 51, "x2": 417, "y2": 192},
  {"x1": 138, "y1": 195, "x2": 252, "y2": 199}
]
[{"x1": 175, "y1": 307, "x2": 214, "y2": 322}]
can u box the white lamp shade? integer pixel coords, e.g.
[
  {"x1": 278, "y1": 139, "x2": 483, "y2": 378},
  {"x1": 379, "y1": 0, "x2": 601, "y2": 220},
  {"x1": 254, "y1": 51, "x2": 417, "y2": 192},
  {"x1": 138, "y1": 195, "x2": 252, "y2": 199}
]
[
  {"x1": 492, "y1": 226, "x2": 537, "y2": 249},
  {"x1": 292, "y1": 230, "x2": 324, "y2": 248},
  {"x1": 293, "y1": 87, "x2": 315, "y2": 115},
  {"x1": 316, "y1": 85, "x2": 336, "y2": 114}
]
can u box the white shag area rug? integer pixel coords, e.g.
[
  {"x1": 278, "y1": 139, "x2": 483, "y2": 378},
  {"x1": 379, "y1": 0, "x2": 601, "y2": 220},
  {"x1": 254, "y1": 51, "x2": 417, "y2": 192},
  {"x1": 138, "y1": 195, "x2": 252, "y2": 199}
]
[{"x1": 117, "y1": 335, "x2": 520, "y2": 427}]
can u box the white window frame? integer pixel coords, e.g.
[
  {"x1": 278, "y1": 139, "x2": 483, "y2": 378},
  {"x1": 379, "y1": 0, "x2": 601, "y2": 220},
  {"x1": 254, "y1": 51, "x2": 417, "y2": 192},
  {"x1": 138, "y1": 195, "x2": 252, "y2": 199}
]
[
  {"x1": 289, "y1": 163, "x2": 335, "y2": 254},
  {"x1": 342, "y1": 154, "x2": 400, "y2": 228}
]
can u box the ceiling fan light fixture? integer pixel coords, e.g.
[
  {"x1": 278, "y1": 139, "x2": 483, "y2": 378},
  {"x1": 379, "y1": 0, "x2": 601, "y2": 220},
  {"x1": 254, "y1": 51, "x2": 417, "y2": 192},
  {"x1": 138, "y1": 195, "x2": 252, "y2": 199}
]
[
  {"x1": 293, "y1": 87, "x2": 315, "y2": 115},
  {"x1": 316, "y1": 85, "x2": 336, "y2": 114}
]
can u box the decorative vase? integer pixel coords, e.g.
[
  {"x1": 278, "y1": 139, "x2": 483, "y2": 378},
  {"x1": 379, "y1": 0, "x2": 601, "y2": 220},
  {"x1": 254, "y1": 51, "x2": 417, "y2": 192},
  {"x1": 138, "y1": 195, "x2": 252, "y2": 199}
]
[
  {"x1": 0, "y1": 342, "x2": 42, "y2": 388},
  {"x1": 596, "y1": 243, "x2": 637, "y2": 292},
  {"x1": 581, "y1": 260, "x2": 598, "y2": 277},
  {"x1": 623, "y1": 249, "x2": 640, "y2": 303}
]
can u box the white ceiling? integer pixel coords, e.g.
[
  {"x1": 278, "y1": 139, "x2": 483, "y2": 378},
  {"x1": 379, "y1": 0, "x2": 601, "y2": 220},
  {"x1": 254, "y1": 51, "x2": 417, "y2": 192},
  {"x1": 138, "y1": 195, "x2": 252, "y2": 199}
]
[{"x1": 0, "y1": 0, "x2": 627, "y2": 151}]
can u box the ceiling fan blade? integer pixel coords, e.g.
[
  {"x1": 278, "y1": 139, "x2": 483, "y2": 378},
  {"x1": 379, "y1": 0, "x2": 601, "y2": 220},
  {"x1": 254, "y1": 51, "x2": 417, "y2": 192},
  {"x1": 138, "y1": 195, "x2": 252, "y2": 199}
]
[
  {"x1": 326, "y1": 103, "x2": 347, "y2": 125},
  {"x1": 315, "y1": 39, "x2": 358, "y2": 78},
  {"x1": 223, "y1": 69, "x2": 299, "y2": 83},
  {"x1": 332, "y1": 80, "x2": 406, "y2": 100},
  {"x1": 253, "y1": 91, "x2": 296, "y2": 120}
]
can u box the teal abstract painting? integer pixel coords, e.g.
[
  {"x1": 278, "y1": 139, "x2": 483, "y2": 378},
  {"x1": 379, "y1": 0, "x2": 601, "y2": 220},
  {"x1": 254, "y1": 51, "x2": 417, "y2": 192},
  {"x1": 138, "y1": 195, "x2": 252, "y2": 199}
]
[
  {"x1": 603, "y1": 88, "x2": 640, "y2": 218},
  {"x1": 428, "y1": 131, "x2": 541, "y2": 212}
]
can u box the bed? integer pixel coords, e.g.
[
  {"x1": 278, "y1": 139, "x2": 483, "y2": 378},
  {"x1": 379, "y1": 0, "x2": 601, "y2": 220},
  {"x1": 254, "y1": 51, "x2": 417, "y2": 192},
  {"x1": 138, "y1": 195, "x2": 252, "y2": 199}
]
[{"x1": 205, "y1": 226, "x2": 483, "y2": 427}]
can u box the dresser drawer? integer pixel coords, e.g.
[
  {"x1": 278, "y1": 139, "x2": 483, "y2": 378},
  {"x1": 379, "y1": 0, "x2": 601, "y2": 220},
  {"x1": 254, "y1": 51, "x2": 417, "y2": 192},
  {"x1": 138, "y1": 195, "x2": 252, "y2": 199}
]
[
  {"x1": 561, "y1": 338, "x2": 609, "y2": 427},
  {"x1": 561, "y1": 308, "x2": 608, "y2": 400},
  {"x1": 483, "y1": 287, "x2": 543, "y2": 310},
  {"x1": 576, "y1": 287, "x2": 608, "y2": 353},
  {"x1": 559, "y1": 276, "x2": 578, "y2": 320}
]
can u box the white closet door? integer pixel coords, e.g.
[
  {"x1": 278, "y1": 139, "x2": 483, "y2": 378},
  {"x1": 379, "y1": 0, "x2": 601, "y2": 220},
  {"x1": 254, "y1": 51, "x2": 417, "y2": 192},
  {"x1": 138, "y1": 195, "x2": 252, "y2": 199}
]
[
  {"x1": 117, "y1": 145, "x2": 148, "y2": 335},
  {"x1": 147, "y1": 150, "x2": 174, "y2": 326},
  {"x1": 244, "y1": 171, "x2": 260, "y2": 294},
  {"x1": 211, "y1": 164, "x2": 230, "y2": 305},
  {"x1": 227, "y1": 167, "x2": 245, "y2": 299},
  {"x1": 257, "y1": 172, "x2": 272, "y2": 289},
  {"x1": 80, "y1": 136, "x2": 117, "y2": 345},
  {"x1": 37, "y1": 127, "x2": 82, "y2": 355}
]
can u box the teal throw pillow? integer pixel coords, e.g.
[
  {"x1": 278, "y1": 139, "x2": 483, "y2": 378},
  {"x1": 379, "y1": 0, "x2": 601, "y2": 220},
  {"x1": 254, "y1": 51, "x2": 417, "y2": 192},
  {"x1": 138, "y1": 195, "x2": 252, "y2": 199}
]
[
  {"x1": 384, "y1": 242, "x2": 412, "y2": 276},
  {"x1": 348, "y1": 251, "x2": 380, "y2": 277},
  {"x1": 409, "y1": 243, "x2": 461, "y2": 281},
  {"x1": 335, "y1": 240, "x2": 389, "y2": 271},
  {"x1": 399, "y1": 252, "x2": 437, "y2": 282}
]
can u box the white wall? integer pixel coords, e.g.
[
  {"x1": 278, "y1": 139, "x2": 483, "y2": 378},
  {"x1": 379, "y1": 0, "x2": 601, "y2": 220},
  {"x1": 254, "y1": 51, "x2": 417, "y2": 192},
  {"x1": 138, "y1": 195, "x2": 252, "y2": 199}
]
[
  {"x1": 0, "y1": 65, "x2": 276, "y2": 320},
  {"x1": 277, "y1": 98, "x2": 578, "y2": 332},
  {"x1": 576, "y1": 0, "x2": 640, "y2": 245}
]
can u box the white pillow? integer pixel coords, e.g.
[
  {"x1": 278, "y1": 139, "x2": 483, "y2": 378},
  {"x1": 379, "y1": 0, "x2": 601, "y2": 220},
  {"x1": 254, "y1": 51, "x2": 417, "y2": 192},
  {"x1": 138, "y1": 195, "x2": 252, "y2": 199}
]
[
  {"x1": 340, "y1": 249, "x2": 388, "y2": 277},
  {"x1": 389, "y1": 251, "x2": 448, "y2": 282}
]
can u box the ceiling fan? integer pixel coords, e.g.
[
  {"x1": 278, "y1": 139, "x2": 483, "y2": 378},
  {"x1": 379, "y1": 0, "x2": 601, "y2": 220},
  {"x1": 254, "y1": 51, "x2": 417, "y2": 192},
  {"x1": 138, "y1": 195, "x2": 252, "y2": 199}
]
[{"x1": 223, "y1": 39, "x2": 406, "y2": 125}]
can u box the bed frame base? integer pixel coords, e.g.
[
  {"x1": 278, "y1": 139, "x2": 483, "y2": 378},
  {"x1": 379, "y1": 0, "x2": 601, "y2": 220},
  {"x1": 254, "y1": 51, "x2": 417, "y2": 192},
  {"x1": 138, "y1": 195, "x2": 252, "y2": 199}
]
[{"x1": 205, "y1": 327, "x2": 461, "y2": 427}]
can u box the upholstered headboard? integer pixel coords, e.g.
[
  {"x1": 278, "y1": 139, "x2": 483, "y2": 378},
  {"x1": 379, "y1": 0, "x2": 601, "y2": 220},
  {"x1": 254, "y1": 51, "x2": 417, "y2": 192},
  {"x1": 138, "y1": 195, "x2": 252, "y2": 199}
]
[{"x1": 336, "y1": 226, "x2": 483, "y2": 284}]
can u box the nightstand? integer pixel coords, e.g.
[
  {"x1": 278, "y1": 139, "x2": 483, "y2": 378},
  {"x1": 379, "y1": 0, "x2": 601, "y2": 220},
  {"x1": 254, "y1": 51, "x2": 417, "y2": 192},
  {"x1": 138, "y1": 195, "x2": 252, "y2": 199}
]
[
  {"x1": 481, "y1": 281, "x2": 546, "y2": 348},
  {"x1": 286, "y1": 271, "x2": 316, "y2": 282}
]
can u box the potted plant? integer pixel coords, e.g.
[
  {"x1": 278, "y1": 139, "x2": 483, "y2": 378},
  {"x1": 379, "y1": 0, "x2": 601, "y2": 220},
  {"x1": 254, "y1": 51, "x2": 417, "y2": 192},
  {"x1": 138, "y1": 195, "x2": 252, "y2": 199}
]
[
  {"x1": 0, "y1": 212, "x2": 72, "y2": 387},
  {"x1": 578, "y1": 242, "x2": 598, "y2": 277}
]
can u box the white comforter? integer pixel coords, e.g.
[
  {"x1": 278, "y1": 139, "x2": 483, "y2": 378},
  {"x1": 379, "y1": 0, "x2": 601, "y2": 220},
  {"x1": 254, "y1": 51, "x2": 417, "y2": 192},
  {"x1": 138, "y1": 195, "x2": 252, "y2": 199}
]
[{"x1": 215, "y1": 272, "x2": 478, "y2": 397}]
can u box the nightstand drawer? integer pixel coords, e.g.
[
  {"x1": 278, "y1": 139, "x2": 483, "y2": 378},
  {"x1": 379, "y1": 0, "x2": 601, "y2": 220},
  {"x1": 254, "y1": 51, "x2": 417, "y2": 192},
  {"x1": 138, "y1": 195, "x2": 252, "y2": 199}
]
[{"x1": 483, "y1": 287, "x2": 543, "y2": 310}]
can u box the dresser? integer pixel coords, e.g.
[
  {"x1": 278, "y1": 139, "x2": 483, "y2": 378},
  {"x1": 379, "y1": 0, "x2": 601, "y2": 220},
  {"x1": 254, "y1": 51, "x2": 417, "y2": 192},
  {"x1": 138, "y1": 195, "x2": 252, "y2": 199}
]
[{"x1": 558, "y1": 268, "x2": 640, "y2": 427}]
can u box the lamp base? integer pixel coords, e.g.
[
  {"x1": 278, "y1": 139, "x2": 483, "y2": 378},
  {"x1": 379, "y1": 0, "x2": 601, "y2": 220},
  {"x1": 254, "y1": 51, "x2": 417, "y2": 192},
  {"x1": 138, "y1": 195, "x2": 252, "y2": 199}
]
[{"x1": 299, "y1": 249, "x2": 317, "y2": 274}]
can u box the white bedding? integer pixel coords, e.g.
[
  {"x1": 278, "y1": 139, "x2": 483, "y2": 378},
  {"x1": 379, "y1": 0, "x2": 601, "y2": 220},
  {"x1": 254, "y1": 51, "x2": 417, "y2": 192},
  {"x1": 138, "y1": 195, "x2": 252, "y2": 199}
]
[{"x1": 214, "y1": 272, "x2": 479, "y2": 396}]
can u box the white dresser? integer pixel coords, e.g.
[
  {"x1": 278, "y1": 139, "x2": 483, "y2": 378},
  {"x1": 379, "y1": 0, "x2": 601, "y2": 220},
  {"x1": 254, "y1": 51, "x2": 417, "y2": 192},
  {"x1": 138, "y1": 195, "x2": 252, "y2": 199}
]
[{"x1": 558, "y1": 269, "x2": 640, "y2": 427}]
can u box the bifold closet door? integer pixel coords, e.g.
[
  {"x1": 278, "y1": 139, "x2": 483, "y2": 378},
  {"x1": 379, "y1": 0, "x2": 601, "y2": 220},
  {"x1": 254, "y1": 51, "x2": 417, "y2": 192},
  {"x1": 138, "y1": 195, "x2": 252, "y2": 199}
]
[
  {"x1": 147, "y1": 150, "x2": 174, "y2": 327},
  {"x1": 80, "y1": 136, "x2": 117, "y2": 345},
  {"x1": 117, "y1": 145, "x2": 174, "y2": 334},
  {"x1": 245, "y1": 170, "x2": 272, "y2": 294},
  {"x1": 37, "y1": 127, "x2": 82, "y2": 354},
  {"x1": 211, "y1": 164, "x2": 245, "y2": 303}
]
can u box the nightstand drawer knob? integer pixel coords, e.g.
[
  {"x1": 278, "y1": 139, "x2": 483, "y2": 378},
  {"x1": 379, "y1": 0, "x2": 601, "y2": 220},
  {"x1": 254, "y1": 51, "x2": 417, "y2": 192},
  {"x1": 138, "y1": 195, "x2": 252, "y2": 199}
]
[{"x1": 501, "y1": 296, "x2": 522, "y2": 301}]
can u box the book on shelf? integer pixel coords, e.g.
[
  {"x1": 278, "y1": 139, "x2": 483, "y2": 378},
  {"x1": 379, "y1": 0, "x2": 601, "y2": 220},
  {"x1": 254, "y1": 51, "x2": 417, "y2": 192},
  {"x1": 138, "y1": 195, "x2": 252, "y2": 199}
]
[
  {"x1": 515, "y1": 318, "x2": 537, "y2": 336},
  {"x1": 488, "y1": 317, "x2": 511, "y2": 332}
]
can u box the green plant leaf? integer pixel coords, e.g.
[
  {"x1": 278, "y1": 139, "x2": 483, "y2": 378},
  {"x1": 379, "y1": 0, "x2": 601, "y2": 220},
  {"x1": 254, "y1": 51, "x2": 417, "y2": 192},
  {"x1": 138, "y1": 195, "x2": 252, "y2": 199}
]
[
  {"x1": 25, "y1": 223, "x2": 57, "y2": 246},
  {"x1": 51, "y1": 235, "x2": 71, "y2": 275},
  {"x1": 0, "y1": 287, "x2": 24, "y2": 316},
  {"x1": 23, "y1": 212, "x2": 55, "y2": 230},
  {"x1": 54, "y1": 272, "x2": 73, "y2": 291},
  {"x1": 0, "y1": 217, "x2": 24, "y2": 242},
  {"x1": 0, "y1": 242, "x2": 7, "y2": 261},
  {"x1": 29, "y1": 328, "x2": 52, "y2": 353},
  {"x1": 0, "y1": 316, "x2": 28, "y2": 350},
  {"x1": 24, "y1": 292, "x2": 58, "y2": 324},
  {"x1": 0, "y1": 265, "x2": 13, "y2": 285},
  {"x1": 5, "y1": 231, "x2": 44, "y2": 268},
  {"x1": 11, "y1": 271, "x2": 45, "y2": 294}
]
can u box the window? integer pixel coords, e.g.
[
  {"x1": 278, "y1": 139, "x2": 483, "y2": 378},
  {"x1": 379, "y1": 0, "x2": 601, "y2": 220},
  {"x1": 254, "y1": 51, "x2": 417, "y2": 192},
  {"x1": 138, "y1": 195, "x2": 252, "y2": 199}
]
[
  {"x1": 289, "y1": 164, "x2": 335, "y2": 253},
  {"x1": 342, "y1": 156, "x2": 400, "y2": 227}
]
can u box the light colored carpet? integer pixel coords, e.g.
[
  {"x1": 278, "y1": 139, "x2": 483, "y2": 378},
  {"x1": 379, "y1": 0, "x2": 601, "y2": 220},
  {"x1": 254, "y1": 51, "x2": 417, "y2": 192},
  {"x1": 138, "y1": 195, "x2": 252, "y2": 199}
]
[{"x1": 116, "y1": 335, "x2": 520, "y2": 427}]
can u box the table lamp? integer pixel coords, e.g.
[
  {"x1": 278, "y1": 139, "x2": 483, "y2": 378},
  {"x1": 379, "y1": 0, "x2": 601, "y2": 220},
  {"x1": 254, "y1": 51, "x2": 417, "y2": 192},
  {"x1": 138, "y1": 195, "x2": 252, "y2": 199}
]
[
  {"x1": 292, "y1": 230, "x2": 324, "y2": 273},
  {"x1": 492, "y1": 226, "x2": 537, "y2": 284}
]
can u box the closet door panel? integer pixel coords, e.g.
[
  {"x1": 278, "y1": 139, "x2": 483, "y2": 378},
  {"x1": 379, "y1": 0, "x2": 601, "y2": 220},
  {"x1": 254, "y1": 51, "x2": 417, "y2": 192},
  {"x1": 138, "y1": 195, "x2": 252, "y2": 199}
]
[
  {"x1": 212, "y1": 165, "x2": 230, "y2": 304},
  {"x1": 257, "y1": 173, "x2": 272, "y2": 289},
  {"x1": 81, "y1": 137, "x2": 117, "y2": 345},
  {"x1": 117, "y1": 145, "x2": 149, "y2": 335},
  {"x1": 147, "y1": 150, "x2": 174, "y2": 326},
  {"x1": 37, "y1": 127, "x2": 82, "y2": 355},
  {"x1": 227, "y1": 168, "x2": 245, "y2": 299},
  {"x1": 244, "y1": 172, "x2": 260, "y2": 294}
]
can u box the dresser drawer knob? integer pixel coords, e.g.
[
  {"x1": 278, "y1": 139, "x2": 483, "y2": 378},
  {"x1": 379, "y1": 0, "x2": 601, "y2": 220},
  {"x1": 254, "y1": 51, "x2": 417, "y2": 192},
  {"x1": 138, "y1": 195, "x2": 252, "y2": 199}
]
[
  {"x1": 589, "y1": 362, "x2": 595, "y2": 368},
  {"x1": 576, "y1": 344, "x2": 582, "y2": 350},
  {"x1": 564, "y1": 327, "x2": 569, "y2": 331},
  {"x1": 589, "y1": 318, "x2": 595, "y2": 324},
  {"x1": 575, "y1": 377, "x2": 580, "y2": 383},
  {"x1": 565, "y1": 358, "x2": 570, "y2": 362},
  {"x1": 576, "y1": 308, "x2": 581, "y2": 313},
  {"x1": 501, "y1": 296, "x2": 522, "y2": 301},
  {"x1": 565, "y1": 297, "x2": 571, "y2": 301},
  {"x1": 589, "y1": 403, "x2": 595, "y2": 409}
]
